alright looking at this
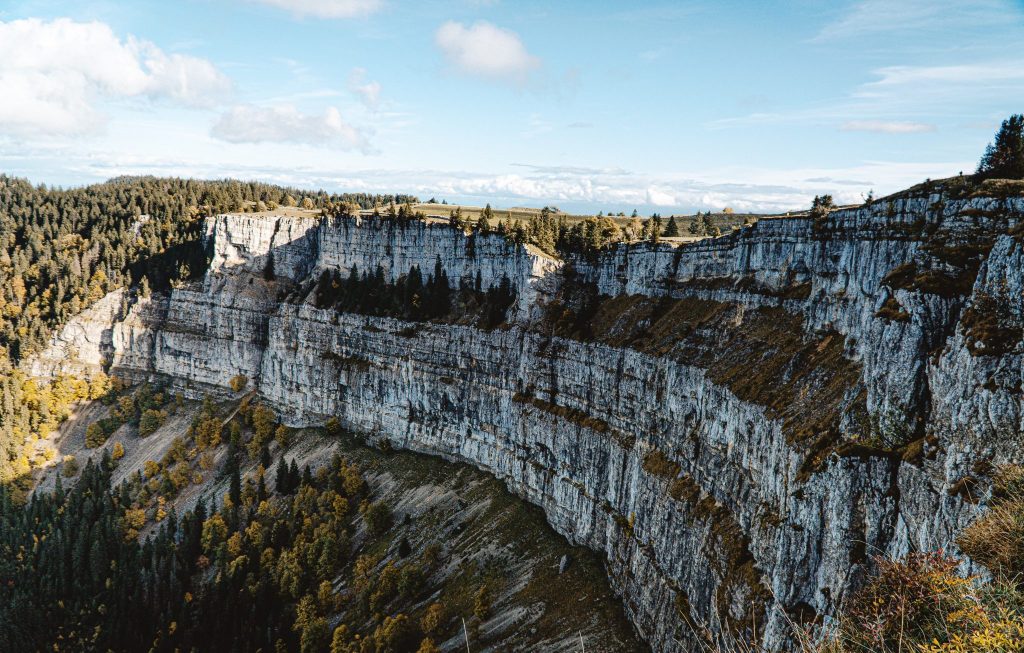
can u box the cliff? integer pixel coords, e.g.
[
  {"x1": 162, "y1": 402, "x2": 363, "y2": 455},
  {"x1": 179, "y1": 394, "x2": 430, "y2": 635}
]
[{"x1": 41, "y1": 193, "x2": 1024, "y2": 651}]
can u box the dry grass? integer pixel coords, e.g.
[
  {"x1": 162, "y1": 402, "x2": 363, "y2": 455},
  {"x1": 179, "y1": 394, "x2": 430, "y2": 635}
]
[
  {"x1": 959, "y1": 465, "x2": 1024, "y2": 577},
  {"x1": 642, "y1": 449, "x2": 681, "y2": 479}
]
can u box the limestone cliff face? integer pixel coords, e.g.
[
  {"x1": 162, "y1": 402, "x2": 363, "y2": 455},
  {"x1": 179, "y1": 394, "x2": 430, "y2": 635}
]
[
  {"x1": 204, "y1": 213, "x2": 561, "y2": 318},
  {"x1": 27, "y1": 288, "x2": 127, "y2": 378},
  {"x1": 50, "y1": 198, "x2": 1024, "y2": 651}
]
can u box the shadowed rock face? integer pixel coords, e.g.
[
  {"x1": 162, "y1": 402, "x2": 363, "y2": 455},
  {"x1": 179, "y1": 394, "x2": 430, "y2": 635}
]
[{"x1": 37, "y1": 194, "x2": 1024, "y2": 651}]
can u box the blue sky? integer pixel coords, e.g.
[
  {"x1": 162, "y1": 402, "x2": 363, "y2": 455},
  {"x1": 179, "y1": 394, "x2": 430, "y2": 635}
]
[{"x1": 0, "y1": 0, "x2": 1022, "y2": 213}]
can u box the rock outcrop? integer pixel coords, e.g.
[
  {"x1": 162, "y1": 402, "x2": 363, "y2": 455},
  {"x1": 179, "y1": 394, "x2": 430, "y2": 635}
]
[
  {"x1": 28, "y1": 288, "x2": 127, "y2": 378},
  {"x1": 38, "y1": 194, "x2": 1024, "y2": 651}
]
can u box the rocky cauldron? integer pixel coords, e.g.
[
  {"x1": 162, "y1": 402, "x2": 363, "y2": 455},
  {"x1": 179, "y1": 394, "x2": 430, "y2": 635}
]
[{"x1": 36, "y1": 197, "x2": 1024, "y2": 651}]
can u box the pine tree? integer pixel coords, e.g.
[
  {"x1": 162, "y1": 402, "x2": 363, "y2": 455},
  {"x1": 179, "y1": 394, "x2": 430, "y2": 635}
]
[
  {"x1": 664, "y1": 216, "x2": 680, "y2": 237},
  {"x1": 288, "y1": 460, "x2": 301, "y2": 492},
  {"x1": 649, "y1": 216, "x2": 662, "y2": 244},
  {"x1": 978, "y1": 114, "x2": 1024, "y2": 179},
  {"x1": 479, "y1": 204, "x2": 494, "y2": 233},
  {"x1": 275, "y1": 456, "x2": 289, "y2": 493}
]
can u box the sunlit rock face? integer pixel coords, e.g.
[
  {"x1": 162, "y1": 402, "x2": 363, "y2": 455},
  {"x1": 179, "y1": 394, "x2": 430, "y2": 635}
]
[{"x1": 46, "y1": 197, "x2": 1024, "y2": 652}]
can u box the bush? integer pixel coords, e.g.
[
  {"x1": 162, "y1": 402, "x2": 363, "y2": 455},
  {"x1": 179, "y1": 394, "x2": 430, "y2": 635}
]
[
  {"x1": 473, "y1": 584, "x2": 492, "y2": 621},
  {"x1": 642, "y1": 449, "x2": 681, "y2": 479},
  {"x1": 111, "y1": 442, "x2": 125, "y2": 461},
  {"x1": 363, "y1": 501, "x2": 392, "y2": 537},
  {"x1": 138, "y1": 409, "x2": 167, "y2": 437},
  {"x1": 819, "y1": 551, "x2": 1024, "y2": 653},
  {"x1": 61, "y1": 455, "x2": 79, "y2": 477},
  {"x1": 85, "y1": 422, "x2": 107, "y2": 448},
  {"x1": 229, "y1": 373, "x2": 248, "y2": 392},
  {"x1": 421, "y1": 602, "x2": 446, "y2": 636},
  {"x1": 324, "y1": 417, "x2": 342, "y2": 437}
]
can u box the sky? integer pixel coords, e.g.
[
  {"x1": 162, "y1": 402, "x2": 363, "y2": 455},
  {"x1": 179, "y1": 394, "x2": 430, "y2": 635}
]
[{"x1": 0, "y1": 0, "x2": 1022, "y2": 214}]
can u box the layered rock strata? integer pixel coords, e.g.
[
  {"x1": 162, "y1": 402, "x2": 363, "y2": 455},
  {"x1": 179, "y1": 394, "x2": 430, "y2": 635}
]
[{"x1": 35, "y1": 196, "x2": 1024, "y2": 651}]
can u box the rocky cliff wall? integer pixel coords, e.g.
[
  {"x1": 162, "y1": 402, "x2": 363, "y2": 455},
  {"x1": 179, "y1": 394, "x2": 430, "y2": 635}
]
[
  {"x1": 43, "y1": 195, "x2": 1024, "y2": 651},
  {"x1": 204, "y1": 213, "x2": 561, "y2": 318},
  {"x1": 27, "y1": 288, "x2": 128, "y2": 378}
]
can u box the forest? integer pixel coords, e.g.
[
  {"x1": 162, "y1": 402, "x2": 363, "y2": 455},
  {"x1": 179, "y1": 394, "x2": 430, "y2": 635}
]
[{"x1": 0, "y1": 418, "x2": 440, "y2": 653}]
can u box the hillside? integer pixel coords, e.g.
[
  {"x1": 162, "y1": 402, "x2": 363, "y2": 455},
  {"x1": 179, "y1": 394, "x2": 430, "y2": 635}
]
[{"x1": 13, "y1": 386, "x2": 644, "y2": 652}]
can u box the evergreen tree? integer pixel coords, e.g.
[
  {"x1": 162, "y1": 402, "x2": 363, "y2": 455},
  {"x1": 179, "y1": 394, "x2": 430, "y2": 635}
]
[
  {"x1": 649, "y1": 216, "x2": 662, "y2": 244},
  {"x1": 275, "y1": 456, "x2": 289, "y2": 494},
  {"x1": 663, "y1": 216, "x2": 680, "y2": 237},
  {"x1": 288, "y1": 460, "x2": 301, "y2": 493},
  {"x1": 978, "y1": 114, "x2": 1024, "y2": 179}
]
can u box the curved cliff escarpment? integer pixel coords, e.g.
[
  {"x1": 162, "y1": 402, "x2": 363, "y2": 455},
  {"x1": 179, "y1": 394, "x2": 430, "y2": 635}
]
[{"x1": 43, "y1": 195, "x2": 1023, "y2": 651}]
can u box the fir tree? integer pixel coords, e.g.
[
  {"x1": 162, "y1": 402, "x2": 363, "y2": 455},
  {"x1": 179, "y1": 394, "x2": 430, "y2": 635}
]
[{"x1": 978, "y1": 114, "x2": 1024, "y2": 179}]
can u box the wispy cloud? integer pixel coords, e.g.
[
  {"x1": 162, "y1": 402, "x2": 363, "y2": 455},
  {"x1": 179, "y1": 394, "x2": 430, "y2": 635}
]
[
  {"x1": 840, "y1": 120, "x2": 936, "y2": 133},
  {"x1": 211, "y1": 105, "x2": 371, "y2": 151},
  {"x1": 434, "y1": 20, "x2": 540, "y2": 84},
  {"x1": 812, "y1": 0, "x2": 1013, "y2": 42},
  {"x1": 249, "y1": 0, "x2": 382, "y2": 19},
  {"x1": 348, "y1": 67, "x2": 381, "y2": 109},
  {"x1": 862, "y1": 62, "x2": 1024, "y2": 89},
  {"x1": 712, "y1": 57, "x2": 1024, "y2": 132}
]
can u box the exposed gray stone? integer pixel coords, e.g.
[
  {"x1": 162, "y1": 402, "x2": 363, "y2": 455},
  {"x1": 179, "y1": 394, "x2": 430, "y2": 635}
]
[{"x1": 36, "y1": 199, "x2": 1024, "y2": 652}]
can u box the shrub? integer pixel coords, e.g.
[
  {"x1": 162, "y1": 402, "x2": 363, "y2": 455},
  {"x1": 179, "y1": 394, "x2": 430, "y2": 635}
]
[
  {"x1": 229, "y1": 373, "x2": 248, "y2": 392},
  {"x1": 364, "y1": 501, "x2": 392, "y2": 537},
  {"x1": 111, "y1": 441, "x2": 125, "y2": 461},
  {"x1": 85, "y1": 422, "x2": 107, "y2": 448},
  {"x1": 421, "y1": 602, "x2": 446, "y2": 636},
  {"x1": 138, "y1": 409, "x2": 167, "y2": 437},
  {"x1": 324, "y1": 417, "x2": 342, "y2": 437},
  {"x1": 61, "y1": 455, "x2": 79, "y2": 477},
  {"x1": 473, "y1": 584, "x2": 492, "y2": 621},
  {"x1": 417, "y1": 639, "x2": 440, "y2": 653},
  {"x1": 819, "y1": 551, "x2": 1024, "y2": 653}
]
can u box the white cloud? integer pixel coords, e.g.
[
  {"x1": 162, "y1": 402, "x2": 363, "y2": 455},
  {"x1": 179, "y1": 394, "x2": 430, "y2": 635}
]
[
  {"x1": 348, "y1": 68, "x2": 381, "y2": 109},
  {"x1": 840, "y1": 120, "x2": 936, "y2": 133},
  {"x1": 435, "y1": 20, "x2": 540, "y2": 84},
  {"x1": 250, "y1": 0, "x2": 382, "y2": 19},
  {"x1": 0, "y1": 18, "x2": 231, "y2": 136},
  {"x1": 211, "y1": 104, "x2": 370, "y2": 151}
]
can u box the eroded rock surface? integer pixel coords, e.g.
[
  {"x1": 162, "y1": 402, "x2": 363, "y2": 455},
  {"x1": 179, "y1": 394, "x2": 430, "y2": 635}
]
[{"x1": 36, "y1": 196, "x2": 1024, "y2": 651}]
